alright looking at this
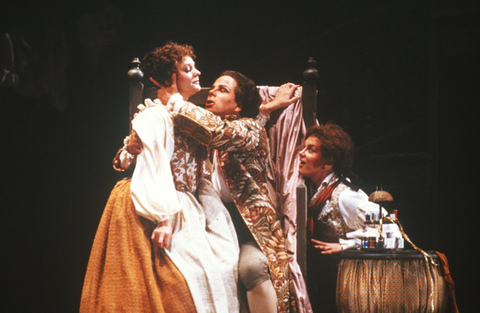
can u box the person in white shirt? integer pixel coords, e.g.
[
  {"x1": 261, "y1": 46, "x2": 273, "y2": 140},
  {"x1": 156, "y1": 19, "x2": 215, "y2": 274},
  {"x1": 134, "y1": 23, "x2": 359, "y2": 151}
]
[{"x1": 298, "y1": 123, "x2": 400, "y2": 312}]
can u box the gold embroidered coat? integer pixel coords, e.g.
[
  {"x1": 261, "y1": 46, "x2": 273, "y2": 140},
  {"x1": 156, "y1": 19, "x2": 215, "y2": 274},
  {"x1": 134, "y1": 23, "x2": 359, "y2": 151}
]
[{"x1": 173, "y1": 101, "x2": 297, "y2": 313}]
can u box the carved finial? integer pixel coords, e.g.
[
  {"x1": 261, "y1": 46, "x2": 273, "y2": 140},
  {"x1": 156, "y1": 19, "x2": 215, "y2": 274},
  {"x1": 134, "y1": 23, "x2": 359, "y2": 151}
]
[
  {"x1": 307, "y1": 57, "x2": 316, "y2": 68},
  {"x1": 303, "y1": 57, "x2": 319, "y2": 82},
  {"x1": 128, "y1": 58, "x2": 144, "y2": 82},
  {"x1": 131, "y1": 57, "x2": 140, "y2": 66}
]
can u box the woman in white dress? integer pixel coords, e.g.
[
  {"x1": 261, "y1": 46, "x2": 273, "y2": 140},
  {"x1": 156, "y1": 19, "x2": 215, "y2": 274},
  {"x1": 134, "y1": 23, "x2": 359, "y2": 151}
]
[{"x1": 81, "y1": 42, "x2": 240, "y2": 313}]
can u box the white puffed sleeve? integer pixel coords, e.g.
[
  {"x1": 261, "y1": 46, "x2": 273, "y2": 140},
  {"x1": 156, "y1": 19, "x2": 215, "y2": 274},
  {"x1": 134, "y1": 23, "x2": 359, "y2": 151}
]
[{"x1": 130, "y1": 104, "x2": 181, "y2": 222}]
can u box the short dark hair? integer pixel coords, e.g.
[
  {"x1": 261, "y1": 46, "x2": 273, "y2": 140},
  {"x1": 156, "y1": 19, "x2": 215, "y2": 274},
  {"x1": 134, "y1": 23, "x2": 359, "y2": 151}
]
[
  {"x1": 220, "y1": 70, "x2": 261, "y2": 119},
  {"x1": 141, "y1": 41, "x2": 195, "y2": 87},
  {"x1": 306, "y1": 123, "x2": 354, "y2": 176}
]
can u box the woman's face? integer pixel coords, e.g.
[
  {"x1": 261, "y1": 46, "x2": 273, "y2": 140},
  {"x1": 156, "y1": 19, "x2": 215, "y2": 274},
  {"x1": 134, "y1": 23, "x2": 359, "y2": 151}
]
[
  {"x1": 176, "y1": 56, "x2": 201, "y2": 99},
  {"x1": 205, "y1": 75, "x2": 242, "y2": 119},
  {"x1": 298, "y1": 136, "x2": 330, "y2": 187}
]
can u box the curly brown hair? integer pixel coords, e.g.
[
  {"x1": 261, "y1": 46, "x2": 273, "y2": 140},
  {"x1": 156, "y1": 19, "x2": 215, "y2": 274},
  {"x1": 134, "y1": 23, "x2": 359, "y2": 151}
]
[
  {"x1": 220, "y1": 70, "x2": 261, "y2": 119},
  {"x1": 306, "y1": 123, "x2": 354, "y2": 176},
  {"x1": 141, "y1": 41, "x2": 195, "y2": 87}
]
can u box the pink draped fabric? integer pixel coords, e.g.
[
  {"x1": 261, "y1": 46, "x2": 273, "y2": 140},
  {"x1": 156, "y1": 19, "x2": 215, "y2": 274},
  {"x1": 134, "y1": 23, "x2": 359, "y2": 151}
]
[{"x1": 258, "y1": 86, "x2": 313, "y2": 313}]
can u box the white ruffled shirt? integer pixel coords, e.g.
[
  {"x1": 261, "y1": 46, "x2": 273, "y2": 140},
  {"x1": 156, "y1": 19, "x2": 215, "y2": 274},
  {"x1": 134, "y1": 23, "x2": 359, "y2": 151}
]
[{"x1": 311, "y1": 173, "x2": 402, "y2": 250}]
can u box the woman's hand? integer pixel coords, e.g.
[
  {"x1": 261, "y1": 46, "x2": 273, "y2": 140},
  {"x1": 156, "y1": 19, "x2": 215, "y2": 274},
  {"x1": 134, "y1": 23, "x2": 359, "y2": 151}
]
[
  {"x1": 156, "y1": 73, "x2": 180, "y2": 105},
  {"x1": 311, "y1": 239, "x2": 343, "y2": 254},
  {"x1": 259, "y1": 82, "x2": 300, "y2": 116},
  {"x1": 126, "y1": 129, "x2": 143, "y2": 155},
  {"x1": 151, "y1": 219, "x2": 173, "y2": 249}
]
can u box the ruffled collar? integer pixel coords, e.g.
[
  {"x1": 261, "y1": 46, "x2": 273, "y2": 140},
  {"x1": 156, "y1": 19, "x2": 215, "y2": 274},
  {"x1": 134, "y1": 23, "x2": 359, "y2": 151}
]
[{"x1": 309, "y1": 172, "x2": 338, "y2": 208}]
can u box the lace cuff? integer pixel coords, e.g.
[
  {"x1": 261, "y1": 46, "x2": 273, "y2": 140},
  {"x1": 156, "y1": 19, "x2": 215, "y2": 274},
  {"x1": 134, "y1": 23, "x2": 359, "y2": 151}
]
[
  {"x1": 340, "y1": 238, "x2": 361, "y2": 250},
  {"x1": 120, "y1": 149, "x2": 136, "y2": 169},
  {"x1": 256, "y1": 112, "x2": 270, "y2": 127},
  {"x1": 114, "y1": 135, "x2": 138, "y2": 171}
]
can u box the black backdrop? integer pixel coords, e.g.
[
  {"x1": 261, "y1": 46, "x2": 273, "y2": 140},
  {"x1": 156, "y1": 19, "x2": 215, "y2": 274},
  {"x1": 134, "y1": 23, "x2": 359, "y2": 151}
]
[{"x1": 1, "y1": 1, "x2": 478, "y2": 312}]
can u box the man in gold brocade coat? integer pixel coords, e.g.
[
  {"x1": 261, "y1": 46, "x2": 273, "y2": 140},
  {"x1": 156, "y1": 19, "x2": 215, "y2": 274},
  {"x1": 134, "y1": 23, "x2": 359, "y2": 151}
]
[{"x1": 167, "y1": 71, "x2": 298, "y2": 313}]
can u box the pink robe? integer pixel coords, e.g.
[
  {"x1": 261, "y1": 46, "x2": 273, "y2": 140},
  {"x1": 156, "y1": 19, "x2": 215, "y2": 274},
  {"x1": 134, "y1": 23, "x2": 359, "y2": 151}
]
[{"x1": 258, "y1": 86, "x2": 313, "y2": 313}]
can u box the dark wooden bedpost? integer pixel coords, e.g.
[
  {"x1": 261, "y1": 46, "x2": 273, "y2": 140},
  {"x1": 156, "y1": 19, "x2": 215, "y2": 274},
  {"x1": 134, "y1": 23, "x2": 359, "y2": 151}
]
[
  {"x1": 296, "y1": 181, "x2": 309, "y2": 280},
  {"x1": 302, "y1": 57, "x2": 319, "y2": 129},
  {"x1": 297, "y1": 57, "x2": 319, "y2": 280},
  {"x1": 127, "y1": 58, "x2": 144, "y2": 128}
]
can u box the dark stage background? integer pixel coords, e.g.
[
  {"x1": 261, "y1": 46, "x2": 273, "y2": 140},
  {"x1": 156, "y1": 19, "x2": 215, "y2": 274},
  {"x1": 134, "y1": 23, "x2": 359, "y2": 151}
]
[{"x1": 1, "y1": 0, "x2": 478, "y2": 312}]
